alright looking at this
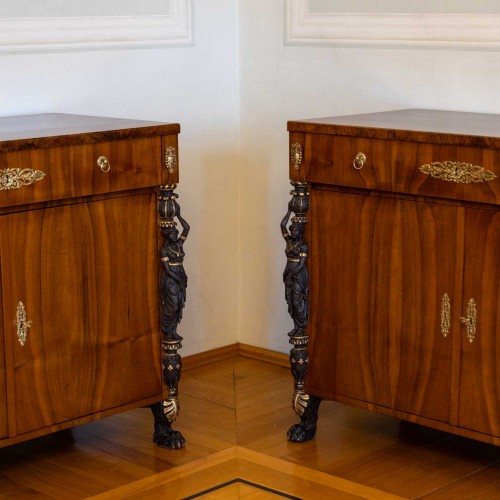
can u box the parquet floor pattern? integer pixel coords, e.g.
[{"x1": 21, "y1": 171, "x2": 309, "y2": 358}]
[{"x1": 0, "y1": 356, "x2": 499, "y2": 499}]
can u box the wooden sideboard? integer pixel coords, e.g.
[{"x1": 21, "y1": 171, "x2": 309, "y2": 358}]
[
  {"x1": 284, "y1": 109, "x2": 499, "y2": 446},
  {"x1": 0, "y1": 113, "x2": 187, "y2": 449}
]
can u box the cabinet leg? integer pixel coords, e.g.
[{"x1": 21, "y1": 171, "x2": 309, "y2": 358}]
[
  {"x1": 287, "y1": 342, "x2": 321, "y2": 442},
  {"x1": 151, "y1": 344, "x2": 185, "y2": 449},
  {"x1": 153, "y1": 184, "x2": 190, "y2": 449},
  {"x1": 281, "y1": 181, "x2": 320, "y2": 442}
]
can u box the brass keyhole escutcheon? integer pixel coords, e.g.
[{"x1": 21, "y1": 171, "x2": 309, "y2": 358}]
[
  {"x1": 460, "y1": 298, "x2": 477, "y2": 343},
  {"x1": 16, "y1": 302, "x2": 32, "y2": 346}
]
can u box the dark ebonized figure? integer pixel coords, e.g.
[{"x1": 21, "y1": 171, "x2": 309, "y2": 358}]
[
  {"x1": 160, "y1": 204, "x2": 189, "y2": 342},
  {"x1": 281, "y1": 181, "x2": 321, "y2": 443},
  {"x1": 151, "y1": 184, "x2": 190, "y2": 450},
  {"x1": 281, "y1": 210, "x2": 309, "y2": 340}
]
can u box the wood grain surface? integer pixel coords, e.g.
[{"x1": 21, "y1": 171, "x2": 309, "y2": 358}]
[
  {"x1": 288, "y1": 109, "x2": 500, "y2": 148},
  {"x1": 0, "y1": 193, "x2": 162, "y2": 437},
  {"x1": 0, "y1": 113, "x2": 179, "y2": 153},
  {"x1": 307, "y1": 188, "x2": 459, "y2": 424}
]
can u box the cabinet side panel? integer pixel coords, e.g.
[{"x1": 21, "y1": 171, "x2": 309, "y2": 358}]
[
  {"x1": 0, "y1": 252, "x2": 7, "y2": 438},
  {"x1": 459, "y1": 208, "x2": 500, "y2": 437},
  {"x1": 308, "y1": 187, "x2": 456, "y2": 423}
]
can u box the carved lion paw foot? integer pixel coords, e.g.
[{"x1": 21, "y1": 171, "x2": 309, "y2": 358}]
[
  {"x1": 153, "y1": 429, "x2": 186, "y2": 449},
  {"x1": 287, "y1": 423, "x2": 317, "y2": 442}
]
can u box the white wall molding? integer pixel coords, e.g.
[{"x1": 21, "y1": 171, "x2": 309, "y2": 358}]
[
  {"x1": 285, "y1": 0, "x2": 500, "y2": 49},
  {"x1": 0, "y1": 0, "x2": 193, "y2": 53}
]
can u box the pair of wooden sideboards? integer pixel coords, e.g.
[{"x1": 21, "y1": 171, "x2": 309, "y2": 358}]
[
  {"x1": 0, "y1": 113, "x2": 186, "y2": 449},
  {"x1": 285, "y1": 109, "x2": 499, "y2": 446},
  {"x1": 1, "y1": 109, "x2": 498, "y2": 451}
]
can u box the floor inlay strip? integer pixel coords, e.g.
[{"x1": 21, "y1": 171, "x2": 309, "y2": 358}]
[{"x1": 89, "y1": 446, "x2": 407, "y2": 500}]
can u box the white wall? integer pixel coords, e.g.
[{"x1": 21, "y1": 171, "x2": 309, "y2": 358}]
[
  {"x1": 2, "y1": 1, "x2": 500, "y2": 357},
  {"x1": 238, "y1": 0, "x2": 500, "y2": 353},
  {"x1": 0, "y1": 0, "x2": 240, "y2": 356}
]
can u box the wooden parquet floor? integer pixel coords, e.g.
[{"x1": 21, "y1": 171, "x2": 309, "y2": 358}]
[{"x1": 0, "y1": 355, "x2": 499, "y2": 499}]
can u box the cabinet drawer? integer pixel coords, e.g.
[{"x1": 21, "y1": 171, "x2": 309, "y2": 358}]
[
  {"x1": 404, "y1": 142, "x2": 500, "y2": 205},
  {"x1": 0, "y1": 137, "x2": 163, "y2": 207},
  {"x1": 297, "y1": 134, "x2": 500, "y2": 204},
  {"x1": 296, "y1": 134, "x2": 393, "y2": 191}
]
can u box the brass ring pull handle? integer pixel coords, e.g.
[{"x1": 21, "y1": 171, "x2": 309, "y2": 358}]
[
  {"x1": 97, "y1": 156, "x2": 111, "y2": 173},
  {"x1": 460, "y1": 298, "x2": 477, "y2": 343},
  {"x1": 353, "y1": 152, "x2": 367, "y2": 170},
  {"x1": 16, "y1": 302, "x2": 32, "y2": 346}
]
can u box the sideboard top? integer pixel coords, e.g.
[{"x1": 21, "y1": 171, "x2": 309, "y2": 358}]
[
  {"x1": 288, "y1": 109, "x2": 500, "y2": 148},
  {"x1": 0, "y1": 113, "x2": 180, "y2": 153}
]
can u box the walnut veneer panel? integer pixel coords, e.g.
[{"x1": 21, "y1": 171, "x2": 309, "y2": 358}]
[
  {"x1": 0, "y1": 276, "x2": 6, "y2": 439},
  {"x1": 0, "y1": 113, "x2": 179, "y2": 152},
  {"x1": 291, "y1": 134, "x2": 500, "y2": 204},
  {"x1": 0, "y1": 194, "x2": 162, "y2": 435},
  {"x1": 308, "y1": 188, "x2": 459, "y2": 424},
  {"x1": 459, "y1": 208, "x2": 500, "y2": 437},
  {"x1": 0, "y1": 137, "x2": 164, "y2": 208}
]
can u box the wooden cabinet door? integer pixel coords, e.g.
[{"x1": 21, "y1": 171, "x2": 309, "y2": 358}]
[
  {"x1": 458, "y1": 208, "x2": 500, "y2": 437},
  {"x1": 0, "y1": 193, "x2": 162, "y2": 435},
  {"x1": 308, "y1": 188, "x2": 460, "y2": 423},
  {"x1": 0, "y1": 298, "x2": 7, "y2": 438}
]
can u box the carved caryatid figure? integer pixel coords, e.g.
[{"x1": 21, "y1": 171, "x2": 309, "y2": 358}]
[
  {"x1": 281, "y1": 211, "x2": 309, "y2": 339},
  {"x1": 281, "y1": 181, "x2": 321, "y2": 443},
  {"x1": 151, "y1": 184, "x2": 190, "y2": 449},
  {"x1": 159, "y1": 208, "x2": 189, "y2": 342}
]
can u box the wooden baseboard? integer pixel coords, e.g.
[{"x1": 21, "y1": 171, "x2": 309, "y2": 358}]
[
  {"x1": 183, "y1": 343, "x2": 289, "y2": 371},
  {"x1": 238, "y1": 343, "x2": 289, "y2": 368},
  {"x1": 182, "y1": 344, "x2": 239, "y2": 371}
]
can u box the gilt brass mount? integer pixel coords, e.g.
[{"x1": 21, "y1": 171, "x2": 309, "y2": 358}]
[
  {"x1": 165, "y1": 147, "x2": 177, "y2": 174},
  {"x1": 96, "y1": 156, "x2": 110, "y2": 173},
  {"x1": 353, "y1": 152, "x2": 367, "y2": 170},
  {"x1": 460, "y1": 298, "x2": 477, "y2": 343},
  {"x1": 0, "y1": 168, "x2": 46, "y2": 191},
  {"x1": 291, "y1": 143, "x2": 303, "y2": 170},
  {"x1": 441, "y1": 293, "x2": 451, "y2": 338},
  {"x1": 419, "y1": 161, "x2": 497, "y2": 184},
  {"x1": 16, "y1": 302, "x2": 32, "y2": 346}
]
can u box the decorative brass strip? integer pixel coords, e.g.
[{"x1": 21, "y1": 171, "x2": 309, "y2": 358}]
[
  {"x1": 16, "y1": 302, "x2": 32, "y2": 346},
  {"x1": 165, "y1": 146, "x2": 177, "y2": 174},
  {"x1": 0, "y1": 168, "x2": 46, "y2": 191},
  {"x1": 441, "y1": 293, "x2": 451, "y2": 337},
  {"x1": 290, "y1": 143, "x2": 303, "y2": 170},
  {"x1": 419, "y1": 161, "x2": 497, "y2": 184},
  {"x1": 460, "y1": 298, "x2": 477, "y2": 343}
]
